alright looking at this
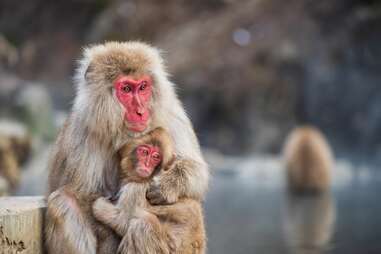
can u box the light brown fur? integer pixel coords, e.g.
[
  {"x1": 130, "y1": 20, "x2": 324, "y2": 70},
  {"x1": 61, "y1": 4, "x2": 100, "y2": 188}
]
[
  {"x1": 283, "y1": 126, "x2": 334, "y2": 194},
  {"x1": 93, "y1": 128, "x2": 206, "y2": 254},
  {"x1": 0, "y1": 135, "x2": 21, "y2": 189},
  {"x1": 45, "y1": 41, "x2": 208, "y2": 254}
]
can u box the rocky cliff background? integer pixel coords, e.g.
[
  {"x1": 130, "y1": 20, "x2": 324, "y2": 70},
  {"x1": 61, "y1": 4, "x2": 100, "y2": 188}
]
[{"x1": 0, "y1": 0, "x2": 380, "y2": 156}]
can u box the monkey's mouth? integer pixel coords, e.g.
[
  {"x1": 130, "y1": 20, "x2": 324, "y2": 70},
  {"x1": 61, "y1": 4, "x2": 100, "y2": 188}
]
[
  {"x1": 137, "y1": 168, "x2": 152, "y2": 178},
  {"x1": 124, "y1": 111, "x2": 149, "y2": 132},
  {"x1": 127, "y1": 122, "x2": 148, "y2": 132}
]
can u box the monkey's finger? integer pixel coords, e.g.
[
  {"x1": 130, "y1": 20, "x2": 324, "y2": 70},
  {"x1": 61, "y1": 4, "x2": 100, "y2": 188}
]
[
  {"x1": 146, "y1": 185, "x2": 159, "y2": 198},
  {"x1": 146, "y1": 191, "x2": 164, "y2": 202},
  {"x1": 150, "y1": 197, "x2": 167, "y2": 205},
  {"x1": 146, "y1": 190, "x2": 166, "y2": 205},
  {"x1": 146, "y1": 186, "x2": 159, "y2": 198}
]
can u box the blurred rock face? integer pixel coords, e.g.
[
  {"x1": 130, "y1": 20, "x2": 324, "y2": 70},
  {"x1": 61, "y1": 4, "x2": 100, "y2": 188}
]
[
  {"x1": 0, "y1": 0, "x2": 380, "y2": 154},
  {"x1": 0, "y1": 74, "x2": 56, "y2": 142},
  {"x1": 156, "y1": 0, "x2": 381, "y2": 154},
  {"x1": 16, "y1": 84, "x2": 56, "y2": 141}
]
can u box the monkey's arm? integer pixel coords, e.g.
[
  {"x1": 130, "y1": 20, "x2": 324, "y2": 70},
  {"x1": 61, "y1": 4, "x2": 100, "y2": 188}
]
[
  {"x1": 93, "y1": 183, "x2": 147, "y2": 236},
  {"x1": 148, "y1": 198, "x2": 202, "y2": 224},
  {"x1": 147, "y1": 158, "x2": 207, "y2": 204},
  {"x1": 92, "y1": 197, "x2": 129, "y2": 236}
]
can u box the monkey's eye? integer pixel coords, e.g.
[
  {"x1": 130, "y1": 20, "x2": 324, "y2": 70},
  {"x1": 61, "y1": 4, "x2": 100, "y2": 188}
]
[
  {"x1": 152, "y1": 152, "x2": 161, "y2": 161},
  {"x1": 139, "y1": 81, "x2": 148, "y2": 91},
  {"x1": 122, "y1": 85, "x2": 131, "y2": 93},
  {"x1": 138, "y1": 147, "x2": 149, "y2": 156}
]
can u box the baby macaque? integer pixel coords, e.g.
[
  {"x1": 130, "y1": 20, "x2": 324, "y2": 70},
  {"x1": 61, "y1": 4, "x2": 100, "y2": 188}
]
[
  {"x1": 283, "y1": 126, "x2": 334, "y2": 194},
  {"x1": 93, "y1": 127, "x2": 205, "y2": 254}
]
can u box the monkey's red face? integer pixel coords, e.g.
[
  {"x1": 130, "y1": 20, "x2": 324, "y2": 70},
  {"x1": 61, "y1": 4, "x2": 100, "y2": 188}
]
[
  {"x1": 135, "y1": 144, "x2": 161, "y2": 178},
  {"x1": 114, "y1": 75, "x2": 153, "y2": 132}
]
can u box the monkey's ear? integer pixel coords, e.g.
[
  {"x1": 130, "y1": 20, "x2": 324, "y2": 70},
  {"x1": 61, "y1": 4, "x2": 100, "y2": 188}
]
[
  {"x1": 120, "y1": 157, "x2": 128, "y2": 170},
  {"x1": 84, "y1": 62, "x2": 95, "y2": 81},
  {"x1": 151, "y1": 127, "x2": 172, "y2": 144},
  {"x1": 118, "y1": 144, "x2": 131, "y2": 158}
]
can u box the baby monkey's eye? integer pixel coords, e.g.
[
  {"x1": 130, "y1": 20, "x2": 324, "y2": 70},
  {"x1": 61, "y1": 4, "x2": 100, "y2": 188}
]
[
  {"x1": 152, "y1": 152, "x2": 161, "y2": 161},
  {"x1": 137, "y1": 147, "x2": 149, "y2": 156}
]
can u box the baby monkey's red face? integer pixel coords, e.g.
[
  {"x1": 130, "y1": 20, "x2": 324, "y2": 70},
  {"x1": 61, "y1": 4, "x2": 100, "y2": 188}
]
[{"x1": 135, "y1": 144, "x2": 162, "y2": 178}]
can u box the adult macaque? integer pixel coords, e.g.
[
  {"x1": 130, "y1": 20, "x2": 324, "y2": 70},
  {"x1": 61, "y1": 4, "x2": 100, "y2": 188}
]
[
  {"x1": 45, "y1": 42, "x2": 209, "y2": 254},
  {"x1": 93, "y1": 127, "x2": 205, "y2": 254},
  {"x1": 283, "y1": 126, "x2": 333, "y2": 194}
]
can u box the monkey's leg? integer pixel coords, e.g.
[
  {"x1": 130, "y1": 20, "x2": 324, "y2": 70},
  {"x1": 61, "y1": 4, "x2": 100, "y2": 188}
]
[
  {"x1": 118, "y1": 210, "x2": 172, "y2": 254},
  {"x1": 97, "y1": 231, "x2": 120, "y2": 254},
  {"x1": 149, "y1": 201, "x2": 206, "y2": 254},
  {"x1": 45, "y1": 188, "x2": 96, "y2": 254}
]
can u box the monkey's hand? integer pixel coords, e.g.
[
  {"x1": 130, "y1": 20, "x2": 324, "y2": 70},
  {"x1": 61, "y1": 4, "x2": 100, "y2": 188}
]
[
  {"x1": 92, "y1": 197, "x2": 121, "y2": 225},
  {"x1": 147, "y1": 159, "x2": 193, "y2": 205}
]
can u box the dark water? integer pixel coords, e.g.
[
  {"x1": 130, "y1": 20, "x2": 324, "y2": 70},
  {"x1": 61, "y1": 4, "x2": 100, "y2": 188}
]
[{"x1": 204, "y1": 156, "x2": 381, "y2": 254}]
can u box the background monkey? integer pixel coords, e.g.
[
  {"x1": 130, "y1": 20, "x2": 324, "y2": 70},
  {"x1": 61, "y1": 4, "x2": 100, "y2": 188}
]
[
  {"x1": 283, "y1": 126, "x2": 334, "y2": 194},
  {"x1": 93, "y1": 127, "x2": 206, "y2": 254},
  {"x1": 45, "y1": 41, "x2": 209, "y2": 254},
  {"x1": 283, "y1": 193, "x2": 336, "y2": 253}
]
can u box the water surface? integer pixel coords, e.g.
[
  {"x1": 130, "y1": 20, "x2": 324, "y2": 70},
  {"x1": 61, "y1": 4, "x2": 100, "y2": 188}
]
[{"x1": 204, "y1": 155, "x2": 381, "y2": 254}]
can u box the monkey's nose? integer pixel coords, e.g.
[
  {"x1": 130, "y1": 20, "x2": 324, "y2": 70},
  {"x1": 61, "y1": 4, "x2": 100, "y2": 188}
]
[
  {"x1": 136, "y1": 103, "x2": 147, "y2": 115},
  {"x1": 136, "y1": 108, "x2": 145, "y2": 116},
  {"x1": 145, "y1": 158, "x2": 151, "y2": 167}
]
